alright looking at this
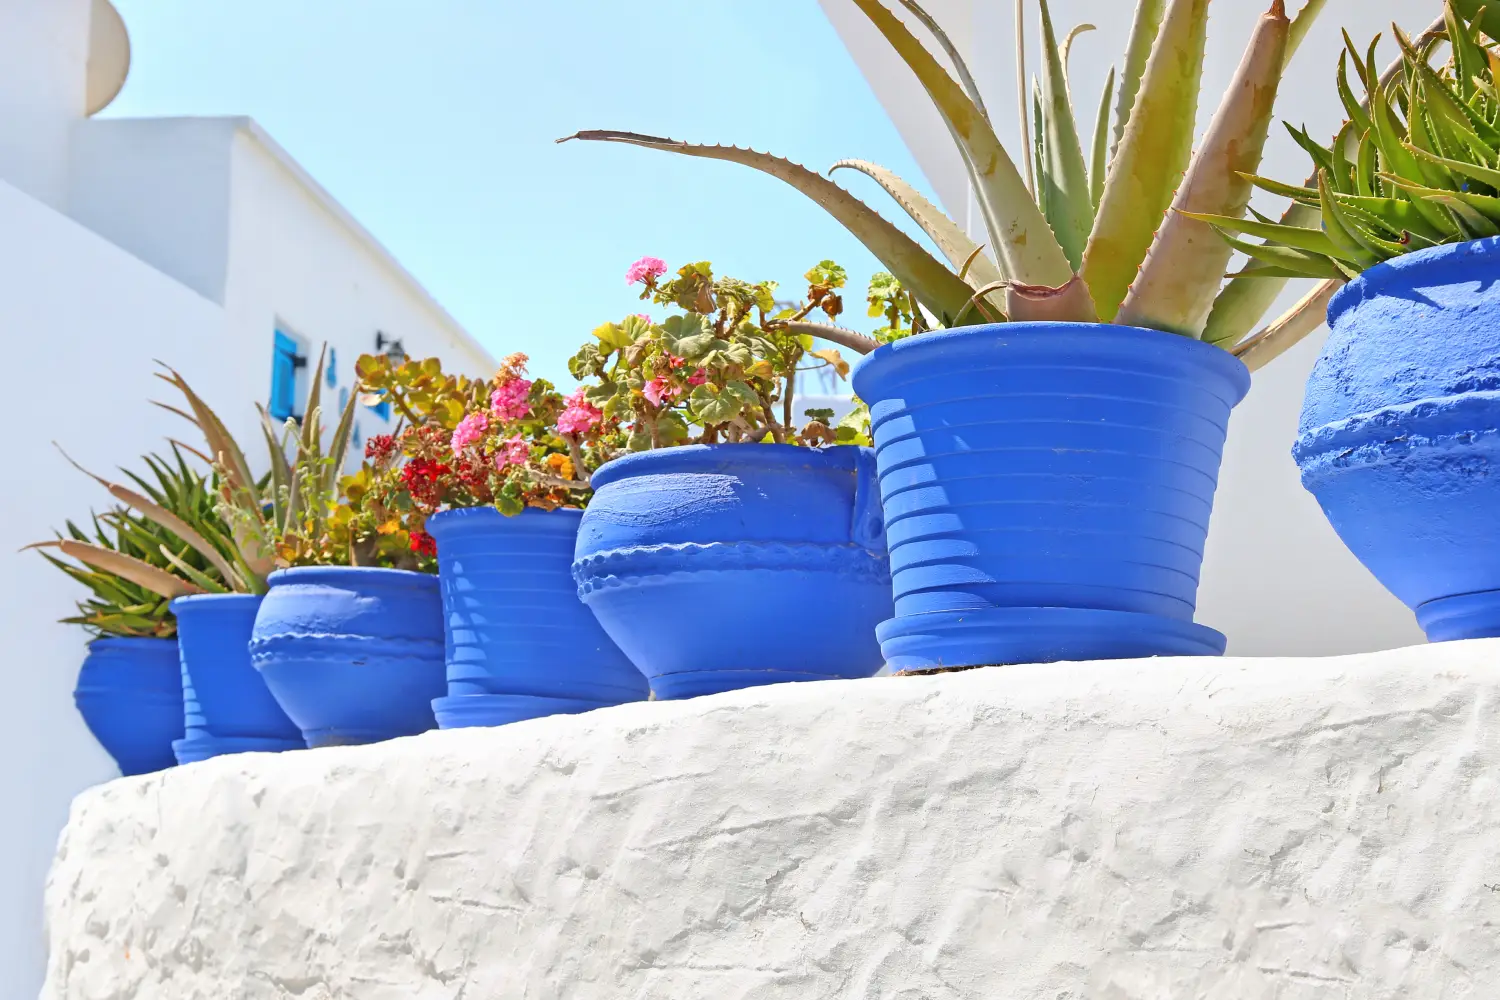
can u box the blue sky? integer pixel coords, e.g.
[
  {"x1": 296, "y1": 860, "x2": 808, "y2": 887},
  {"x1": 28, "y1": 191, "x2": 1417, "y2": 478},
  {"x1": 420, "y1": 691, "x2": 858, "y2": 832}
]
[{"x1": 108, "y1": 0, "x2": 940, "y2": 385}]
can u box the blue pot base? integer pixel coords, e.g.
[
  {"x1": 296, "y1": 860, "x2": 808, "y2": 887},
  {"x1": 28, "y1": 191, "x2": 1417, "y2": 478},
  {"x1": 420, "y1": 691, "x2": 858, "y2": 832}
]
[
  {"x1": 651, "y1": 669, "x2": 851, "y2": 701},
  {"x1": 432, "y1": 693, "x2": 618, "y2": 730},
  {"x1": 877, "y1": 607, "x2": 1227, "y2": 671},
  {"x1": 172, "y1": 735, "x2": 303, "y2": 765},
  {"x1": 1416, "y1": 589, "x2": 1500, "y2": 643}
]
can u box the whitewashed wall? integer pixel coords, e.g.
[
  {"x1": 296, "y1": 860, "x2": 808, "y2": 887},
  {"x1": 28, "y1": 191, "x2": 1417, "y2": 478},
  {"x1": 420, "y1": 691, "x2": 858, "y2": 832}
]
[{"x1": 820, "y1": 0, "x2": 1431, "y2": 656}]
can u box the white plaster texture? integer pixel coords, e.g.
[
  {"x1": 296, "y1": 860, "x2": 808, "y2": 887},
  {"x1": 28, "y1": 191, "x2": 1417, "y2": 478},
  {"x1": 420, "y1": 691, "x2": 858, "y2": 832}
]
[{"x1": 41, "y1": 639, "x2": 1500, "y2": 999}]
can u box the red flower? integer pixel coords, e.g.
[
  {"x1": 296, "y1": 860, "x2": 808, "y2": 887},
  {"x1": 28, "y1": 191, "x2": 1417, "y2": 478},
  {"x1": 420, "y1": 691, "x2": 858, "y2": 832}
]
[
  {"x1": 409, "y1": 530, "x2": 437, "y2": 556},
  {"x1": 365, "y1": 434, "x2": 397, "y2": 464}
]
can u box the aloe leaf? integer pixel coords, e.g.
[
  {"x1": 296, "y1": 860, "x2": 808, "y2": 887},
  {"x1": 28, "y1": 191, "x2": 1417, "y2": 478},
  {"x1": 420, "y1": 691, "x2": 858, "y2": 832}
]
[
  {"x1": 558, "y1": 131, "x2": 977, "y2": 323},
  {"x1": 1336, "y1": 50, "x2": 1373, "y2": 135},
  {"x1": 1403, "y1": 141, "x2": 1500, "y2": 190},
  {"x1": 1185, "y1": 210, "x2": 1357, "y2": 261},
  {"x1": 1112, "y1": 0, "x2": 1168, "y2": 154},
  {"x1": 1233, "y1": 278, "x2": 1344, "y2": 372},
  {"x1": 154, "y1": 364, "x2": 259, "y2": 510},
  {"x1": 1006, "y1": 275, "x2": 1099, "y2": 324},
  {"x1": 1437, "y1": 193, "x2": 1500, "y2": 237},
  {"x1": 1446, "y1": 0, "x2": 1487, "y2": 103},
  {"x1": 1209, "y1": 229, "x2": 1349, "y2": 278},
  {"x1": 897, "y1": 0, "x2": 989, "y2": 122},
  {"x1": 1116, "y1": 0, "x2": 1289, "y2": 337},
  {"x1": 26, "y1": 540, "x2": 205, "y2": 600},
  {"x1": 1091, "y1": 67, "x2": 1116, "y2": 211},
  {"x1": 1318, "y1": 170, "x2": 1391, "y2": 263},
  {"x1": 1242, "y1": 172, "x2": 1319, "y2": 203},
  {"x1": 1202, "y1": 203, "x2": 1320, "y2": 347},
  {"x1": 830, "y1": 160, "x2": 1006, "y2": 286},
  {"x1": 1380, "y1": 172, "x2": 1500, "y2": 224},
  {"x1": 157, "y1": 546, "x2": 231, "y2": 595},
  {"x1": 1397, "y1": 23, "x2": 1500, "y2": 147},
  {"x1": 1036, "y1": 0, "x2": 1096, "y2": 269},
  {"x1": 1033, "y1": 80, "x2": 1050, "y2": 226},
  {"x1": 848, "y1": 0, "x2": 1077, "y2": 288},
  {"x1": 1082, "y1": 0, "x2": 1210, "y2": 322},
  {"x1": 1369, "y1": 77, "x2": 1457, "y2": 234},
  {"x1": 325, "y1": 371, "x2": 362, "y2": 489},
  {"x1": 1284, "y1": 0, "x2": 1328, "y2": 65}
]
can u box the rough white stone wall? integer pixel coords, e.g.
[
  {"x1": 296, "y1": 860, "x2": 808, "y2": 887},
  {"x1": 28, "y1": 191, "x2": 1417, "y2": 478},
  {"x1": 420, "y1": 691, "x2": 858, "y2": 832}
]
[{"x1": 42, "y1": 640, "x2": 1500, "y2": 999}]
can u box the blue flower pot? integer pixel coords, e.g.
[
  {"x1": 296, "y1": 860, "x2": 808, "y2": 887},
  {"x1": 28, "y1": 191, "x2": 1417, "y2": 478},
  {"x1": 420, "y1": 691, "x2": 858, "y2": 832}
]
[
  {"x1": 426, "y1": 507, "x2": 648, "y2": 728},
  {"x1": 1294, "y1": 237, "x2": 1500, "y2": 642},
  {"x1": 431, "y1": 693, "x2": 619, "y2": 729},
  {"x1": 172, "y1": 734, "x2": 303, "y2": 765},
  {"x1": 249, "y1": 568, "x2": 445, "y2": 747},
  {"x1": 851, "y1": 322, "x2": 1250, "y2": 670},
  {"x1": 170, "y1": 594, "x2": 301, "y2": 749},
  {"x1": 73, "y1": 637, "x2": 183, "y2": 776},
  {"x1": 573, "y1": 444, "x2": 893, "y2": 698}
]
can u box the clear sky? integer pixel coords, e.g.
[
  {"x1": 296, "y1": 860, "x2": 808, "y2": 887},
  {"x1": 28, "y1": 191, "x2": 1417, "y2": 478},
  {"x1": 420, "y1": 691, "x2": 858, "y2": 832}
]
[{"x1": 107, "y1": 0, "x2": 943, "y2": 385}]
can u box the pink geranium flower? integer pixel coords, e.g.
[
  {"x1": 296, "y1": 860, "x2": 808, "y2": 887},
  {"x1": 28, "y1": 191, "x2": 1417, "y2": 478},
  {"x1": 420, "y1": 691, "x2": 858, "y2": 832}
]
[
  {"x1": 687, "y1": 368, "x2": 708, "y2": 386},
  {"x1": 450, "y1": 412, "x2": 489, "y2": 456},
  {"x1": 626, "y1": 256, "x2": 667, "y2": 285},
  {"x1": 491, "y1": 377, "x2": 533, "y2": 422},
  {"x1": 556, "y1": 388, "x2": 603, "y2": 436},
  {"x1": 493, "y1": 434, "x2": 530, "y2": 470},
  {"x1": 643, "y1": 376, "x2": 680, "y2": 408}
]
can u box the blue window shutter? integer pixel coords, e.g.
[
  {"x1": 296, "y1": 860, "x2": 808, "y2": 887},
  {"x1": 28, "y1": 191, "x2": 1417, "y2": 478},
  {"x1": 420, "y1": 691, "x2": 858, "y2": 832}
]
[
  {"x1": 327, "y1": 349, "x2": 338, "y2": 388},
  {"x1": 269, "y1": 331, "x2": 300, "y2": 422}
]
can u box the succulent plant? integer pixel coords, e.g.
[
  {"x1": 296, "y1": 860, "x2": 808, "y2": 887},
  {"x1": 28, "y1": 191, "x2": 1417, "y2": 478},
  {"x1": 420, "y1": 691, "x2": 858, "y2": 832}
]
[
  {"x1": 31, "y1": 450, "x2": 234, "y2": 638},
  {"x1": 559, "y1": 0, "x2": 1328, "y2": 372},
  {"x1": 1197, "y1": 2, "x2": 1494, "y2": 292}
]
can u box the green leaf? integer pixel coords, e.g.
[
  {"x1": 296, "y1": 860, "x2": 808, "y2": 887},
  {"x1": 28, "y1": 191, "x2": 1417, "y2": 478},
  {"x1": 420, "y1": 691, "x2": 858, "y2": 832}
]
[
  {"x1": 689, "y1": 384, "x2": 744, "y2": 425},
  {"x1": 1183, "y1": 209, "x2": 1359, "y2": 262},
  {"x1": 1213, "y1": 231, "x2": 1349, "y2": 278},
  {"x1": 557, "y1": 132, "x2": 976, "y2": 325},
  {"x1": 1284, "y1": 0, "x2": 1328, "y2": 66},
  {"x1": 661, "y1": 314, "x2": 715, "y2": 362},
  {"x1": 1112, "y1": 0, "x2": 1168, "y2": 154},
  {"x1": 1090, "y1": 67, "x2": 1116, "y2": 212},
  {"x1": 829, "y1": 160, "x2": 1005, "y2": 286},
  {"x1": 1082, "y1": 0, "x2": 1210, "y2": 322},
  {"x1": 1202, "y1": 201, "x2": 1320, "y2": 347},
  {"x1": 847, "y1": 0, "x2": 1077, "y2": 289},
  {"x1": 592, "y1": 321, "x2": 634, "y2": 351},
  {"x1": 1036, "y1": 0, "x2": 1096, "y2": 269}
]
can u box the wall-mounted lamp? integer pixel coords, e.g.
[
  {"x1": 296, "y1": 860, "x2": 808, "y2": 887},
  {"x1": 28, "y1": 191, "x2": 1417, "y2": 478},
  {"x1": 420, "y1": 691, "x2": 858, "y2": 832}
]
[{"x1": 375, "y1": 331, "x2": 407, "y2": 365}]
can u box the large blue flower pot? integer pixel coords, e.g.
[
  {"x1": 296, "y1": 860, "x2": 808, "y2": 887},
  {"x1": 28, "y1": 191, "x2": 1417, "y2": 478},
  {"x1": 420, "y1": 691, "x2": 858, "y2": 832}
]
[
  {"x1": 249, "y1": 568, "x2": 445, "y2": 747},
  {"x1": 851, "y1": 322, "x2": 1250, "y2": 670},
  {"x1": 170, "y1": 594, "x2": 301, "y2": 762},
  {"x1": 73, "y1": 637, "x2": 183, "y2": 776},
  {"x1": 1294, "y1": 237, "x2": 1500, "y2": 642},
  {"x1": 573, "y1": 444, "x2": 892, "y2": 698},
  {"x1": 426, "y1": 507, "x2": 648, "y2": 728}
]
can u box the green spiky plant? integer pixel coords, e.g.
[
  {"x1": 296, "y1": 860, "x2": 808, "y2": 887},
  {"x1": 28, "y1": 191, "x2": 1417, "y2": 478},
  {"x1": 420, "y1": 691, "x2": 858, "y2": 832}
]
[
  {"x1": 1194, "y1": 2, "x2": 1496, "y2": 306},
  {"x1": 559, "y1": 0, "x2": 1328, "y2": 372},
  {"x1": 30, "y1": 450, "x2": 235, "y2": 638}
]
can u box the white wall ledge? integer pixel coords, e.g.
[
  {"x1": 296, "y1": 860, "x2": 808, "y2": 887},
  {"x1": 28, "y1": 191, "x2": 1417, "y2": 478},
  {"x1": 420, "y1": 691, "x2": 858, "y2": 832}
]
[{"x1": 42, "y1": 641, "x2": 1500, "y2": 999}]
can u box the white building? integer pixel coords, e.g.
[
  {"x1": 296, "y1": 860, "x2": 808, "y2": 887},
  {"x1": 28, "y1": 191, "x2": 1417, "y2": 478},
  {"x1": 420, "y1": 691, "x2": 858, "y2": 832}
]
[
  {"x1": 820, "y1": 0, "x2": 1430, "y2": 660},
  {"x1": 3, "y1": 1, "x2": 496, "y2": 992}
]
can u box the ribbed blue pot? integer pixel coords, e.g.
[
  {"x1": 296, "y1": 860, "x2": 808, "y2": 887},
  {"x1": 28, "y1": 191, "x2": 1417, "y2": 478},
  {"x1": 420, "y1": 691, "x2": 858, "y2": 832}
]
[
  {"x1": 170, "y1": 594, "x2": 301, "y2": 761},
  {"x1": 426, "y1": 507, "x2": 648, "y2": 728},
  {"x1": 573, "y1": 444, "x2": 892, "y2": 698},
  {"x1": 249, "y1": 568, "x2": 445, "y2": 747},
  {"x1": 1294, "y1": 237, "x2": 1500, "y2": 642},
  {"x1": 73, "y1": 637, "x2": 183, "y2": 776},
  {"x1": 851, "y1": 322, "x2": 1250, "y2": 670}
]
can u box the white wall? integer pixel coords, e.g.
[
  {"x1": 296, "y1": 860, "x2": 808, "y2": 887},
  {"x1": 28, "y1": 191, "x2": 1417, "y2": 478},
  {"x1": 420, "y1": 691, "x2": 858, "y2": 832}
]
[
  {"x1": 821, "y1": 0, "x2": 1429, "y2": 655},
  {"x1": 0, "y1": 0, "x2": 89, "y2": 210},
  {"x1": 0, "y1": 176, "x2": 233, "y2": 999}
]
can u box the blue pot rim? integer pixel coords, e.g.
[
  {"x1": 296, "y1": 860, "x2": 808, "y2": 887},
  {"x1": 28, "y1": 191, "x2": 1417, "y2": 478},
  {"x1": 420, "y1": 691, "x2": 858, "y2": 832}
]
[
  {"x1": 169, "y1": 592, "x2": 263, "y2": 614},
  {"x1": 426, "y1": 504, "x2": 580, "y2": 541},
  {"x1": 589, "y1": 443, "x2": 864, "y2": 491},
  {"x1": 851, "y1": 321, "x2": 1250, "y2": 406},
  {"x1": 265, "y1": 566, "x2": 438, "y2": 589},
  {"x1": 86, "y1": 636, "x2": 178, "y2": 651},
  {"x1": 1327, "y1": 236, "x2": 1500, "y2": 329}
]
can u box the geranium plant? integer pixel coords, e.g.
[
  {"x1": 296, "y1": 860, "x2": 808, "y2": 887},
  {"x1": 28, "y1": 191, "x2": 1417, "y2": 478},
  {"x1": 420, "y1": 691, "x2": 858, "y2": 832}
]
[
  {"x1": 343, "y1": 352, "x2": 620, "y2": 556},
  {"x1": 568, "y1": 258, "x2": 875, "y2": 450},
  {"x1": 559, "y1": 0, "x2": 1332, "y2": 371}
]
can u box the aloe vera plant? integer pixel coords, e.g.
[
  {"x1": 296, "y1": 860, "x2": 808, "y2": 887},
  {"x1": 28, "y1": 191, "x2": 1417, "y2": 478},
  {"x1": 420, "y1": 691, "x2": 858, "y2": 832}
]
[
  {"x1": 560, "y1": 0, "x2": 1327, "y2": 370},
  {"x1": 1196, "y1": 3, "x2": 1495, "y2": 294},
  {"x1": 30, "y1": 450, "x2": 235, "y2": 637}
]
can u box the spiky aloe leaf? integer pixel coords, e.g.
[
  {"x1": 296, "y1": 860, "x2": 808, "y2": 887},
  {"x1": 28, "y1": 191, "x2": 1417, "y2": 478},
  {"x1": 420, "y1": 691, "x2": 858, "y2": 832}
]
[
  {"x1": 154, "y1": 364, "x2": 259, "y2": 509},
  {"x1": 847, "y1": 0, "x2": 1078, "y2": 290},
  {"x1": 1211, "y1": 230, "x2": 1350, "y2": 278},
  {"x1": 1117, "y1": 0, "x2": 1289, "y2": 338},
  {"x1": 557, "y1": 132, "x2": 977, "y2": 324},
  {"x1": 1185, "y1": 211, "x2": 1358, "y2": 261},
  {"x1": 26, "y1": 540, "x2": 205, "y2": 600},
  {"x1": 1234, "y1": 279, "x2": 1343, "y2": 372},
  {"x1": 1090, "y1": 67, "x2": 1116, "y2": 211},
  {"x1": 1202, "y1": 201, "x2": 1320, "y2": 346},
  {"x1": 829, "y1": 160, "x2": 1005, "y2": 287},
  {"x1": 1454, "y1": 0, "x2": 1500, "y2": 45},
  {"x1": 1112, "y1": 0, "x2": 1168, "y2": 154},
  {"x1": 896, "y1": 0, "x2": 988, "y2": 121},
  {"x1": 1381, "y1": 173, "x2": 1500, "y2": 225},
  {"x1": 1081, "y1": 0, "x2": 1210, "y2": 322},
  {"x1": 1284, "y1": 0, "x2": 1328, "y2": 65},
  {"x1": 1036, "y1": 0, "x2": 1096, "y2": 269}
]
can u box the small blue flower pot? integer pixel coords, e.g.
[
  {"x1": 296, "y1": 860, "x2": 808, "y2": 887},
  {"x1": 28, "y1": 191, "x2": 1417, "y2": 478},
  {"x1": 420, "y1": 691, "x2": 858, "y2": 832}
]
[
  {"x1": 73, "y1": 637, "x2": 184, "y2": 776},
  {"x1": 573, "y1": 444, "x2": 893, "y2": 698},
  {"x1": 426, "y1": 507, "x2": 648, "y2": 727},
  {"x1": 851, "y1": 322, "x2": 1250, "y2": 670},
  {"x1": 171, "y1": 593, "x2": 300, "y2": 750},
  {"x1": 1295, "y1": 237, "x2": 1500, "y2": 641},
  {"x1": 250, "y1": 567, "x2": 446, "y2": 747}
]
